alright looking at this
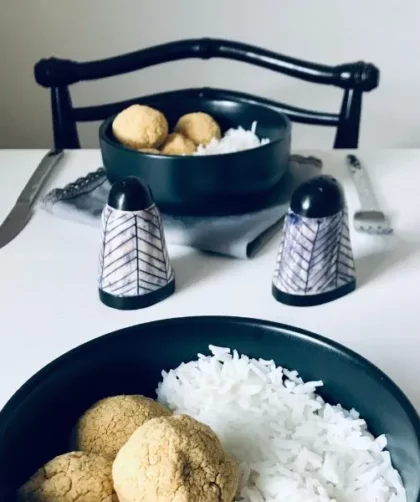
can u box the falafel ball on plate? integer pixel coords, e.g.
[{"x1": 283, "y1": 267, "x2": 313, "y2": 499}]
[
  {"x1": 73, "y1": 395, "x2": 171, "y2": 460},
  {"x1": 160, "y1": 133, "x2": 196, "y2": 156},
  {"x1": 112, "y1": 104, "x2": 168, "y2": 149},
  {"x1": 17, "y1": 451, "x2": 117, "y2": 502},
  {"x1": 174, "y1": 112, "x2": 221, "y2": 146},
  {"x1": 113, "y1": 414, "x2": 239, "y2": 502}
]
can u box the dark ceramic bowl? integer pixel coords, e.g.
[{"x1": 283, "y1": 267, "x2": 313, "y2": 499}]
[
  {"x1": 0, "y1": 316, "x2": 419, "y2": 501},
  {"x1": 99, "y1": 88, "x2": 292, "y2": 216}
]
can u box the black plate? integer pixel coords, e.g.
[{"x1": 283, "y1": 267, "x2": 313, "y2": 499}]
[
  {"x1": 0, "y1": 316, "x2": 419, "y2": 501},
  {"x1": 99, "y1": 88, "x2": 291, "y2": 216}
]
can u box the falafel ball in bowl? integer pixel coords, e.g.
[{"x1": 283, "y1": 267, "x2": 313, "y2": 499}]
[
  {"x1": 138, "y1": 147, "x2": 161, "y2": 154},
  {"x1": 160, "y1": 132, "x2": 197, "y2": 156},
  {"x1": 112, "y1": 104, "x2": 168, "y2": 150},
  {"x1": 113, "y1": 414, "x2": 239, "y2": 502},
  {"x1": 72, "y1": 394, "x2": 171, "y2": 460},
  {"x1": 174, "y1": 112, "x2": 221, "y2": 146},
  {"x1": 17, "y1": 451, "x2": 117, "y2": 502}
]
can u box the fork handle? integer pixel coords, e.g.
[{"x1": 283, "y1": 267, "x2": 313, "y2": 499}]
[{"x1": 346, "y1": 154, "x2": 380, "y2": 211}]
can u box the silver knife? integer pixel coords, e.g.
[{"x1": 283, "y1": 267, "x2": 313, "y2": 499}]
[
  {"x1": 0, "y1": 149, "x2": 64, "y2": 249},
  {"x1": 346, "y1": 154, "x2": 392, "y2": 235}
]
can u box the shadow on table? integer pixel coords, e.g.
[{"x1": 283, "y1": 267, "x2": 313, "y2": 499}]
[{"x1": 355, "y1": 235, "x2": 420, "y2": 287}]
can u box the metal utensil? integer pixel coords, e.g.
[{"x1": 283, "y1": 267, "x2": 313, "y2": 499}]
[
  {"x1": 0, "y1": 149, "x2": 64, "y2": 249},
  {"x1": 345, "y1": 154, "x2": 392, "y2": 235}
]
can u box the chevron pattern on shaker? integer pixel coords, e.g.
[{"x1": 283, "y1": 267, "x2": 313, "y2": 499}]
[
  {"x1": 98, "y1": 204, "x2": 174, "y2": 297},
  {"x1": 336, "y1": 207, "x2": 356, "y2": 286},
  {"x1": 273, "y1": 208, "x2": 355, "y2": 296}
]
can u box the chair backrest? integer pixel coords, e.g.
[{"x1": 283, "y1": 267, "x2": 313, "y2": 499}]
[{"x1": 34, "y1": 38, "x2": 380, "y2": 150}]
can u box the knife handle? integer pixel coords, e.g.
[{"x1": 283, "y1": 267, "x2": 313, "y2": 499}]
[
  {"x1": 19, "y1": 149, "x2": 64, "y2": 205},
  {"x1": 345, "y1": 154, "x2": 380, "y2": 211}
]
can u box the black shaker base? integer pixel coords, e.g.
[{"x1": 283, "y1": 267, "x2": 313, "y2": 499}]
[
  {"x1": 272, "y1": 279, "x2": 356, "y2": 307},
  {"x1": 99, "y1": 280, "x2": 175, "y2": 310}
]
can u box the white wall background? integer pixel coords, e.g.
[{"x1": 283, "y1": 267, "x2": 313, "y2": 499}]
[{"x1": 1, "y1": 0, "x2": 419, "y2": 150}]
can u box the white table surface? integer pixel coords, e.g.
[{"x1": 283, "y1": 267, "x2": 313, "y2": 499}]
[{"x1": 0, "y1": 149, "x2": 419, "y2": 412}]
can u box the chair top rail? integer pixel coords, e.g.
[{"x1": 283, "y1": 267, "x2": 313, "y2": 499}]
[{"x1": 35, "y1": 38, "x2": 379, "y2": 92}]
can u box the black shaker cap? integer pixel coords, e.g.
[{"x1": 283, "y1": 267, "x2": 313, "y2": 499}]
[
  {"x1": 290, "y1": 174, "x2": 345, "y2": 218},
  {"x1": 108, "y1": 176, "x2": 154, "y2": 211}
]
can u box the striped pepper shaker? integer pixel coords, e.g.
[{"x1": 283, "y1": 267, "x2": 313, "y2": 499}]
[
  {"x1": 272, "y1": 174, "x2": 356, "y2": 307},
  {"x1": 98, "y1": 176, "x2": 175, "y2": 310}
]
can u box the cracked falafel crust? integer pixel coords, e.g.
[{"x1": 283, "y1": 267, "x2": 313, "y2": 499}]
[
  {"x1": 73, "y1": 395, "x2": 171, "y2": 460},
  {"x1": 112, "y1": 414, "x2": 239, "y2": 502},
  {"x1": 17, "y1": 451, "x2": 117, "y2": 502}
]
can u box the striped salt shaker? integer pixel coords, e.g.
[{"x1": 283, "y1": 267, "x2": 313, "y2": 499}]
[
  {"x1": 98, "y1": 176, "x2": 175, "y2": 310},
  {"x1": 272, "y1": 174, "x2": 356, "y2": 307}
]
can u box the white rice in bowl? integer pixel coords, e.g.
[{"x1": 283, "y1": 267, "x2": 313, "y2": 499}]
[
  {"x1": 194, "y1": 121, "x2": 270, "y2": 156},
  {"x1": 156, "y1": 345, "x2": 407, "y2": 502}
]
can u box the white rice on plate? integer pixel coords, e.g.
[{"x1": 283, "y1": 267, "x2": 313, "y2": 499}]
[
  {"x1": 194, "y1": 121, "x2": 270, "y2": 155},
  {"x1": 156, "y1": 345, "x2": 406, "y2": 502}
]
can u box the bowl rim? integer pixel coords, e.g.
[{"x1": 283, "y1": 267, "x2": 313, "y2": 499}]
[
  {"x1": 1, "y1": 315, "x2": 419, "y2": 444},
  {"x1": 99, "y1": 102, "x2": 292, "y2": 161}
]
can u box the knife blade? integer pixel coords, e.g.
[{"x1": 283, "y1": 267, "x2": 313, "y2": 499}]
[{"x1": 0, "y1": 149, "x2": 64, "y2": 249}]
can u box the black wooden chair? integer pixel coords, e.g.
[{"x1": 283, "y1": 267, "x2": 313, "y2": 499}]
[{"x1": 34, "y1": 38, "x2": 380, "y2": 150}]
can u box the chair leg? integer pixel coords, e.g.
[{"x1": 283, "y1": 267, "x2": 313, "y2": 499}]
[
  {"x1": 51, "y1": 87, "x2": 80, "y2": 149},
  {"x1": 334, "y1": 88, "x2": 362, "y2": 149}
]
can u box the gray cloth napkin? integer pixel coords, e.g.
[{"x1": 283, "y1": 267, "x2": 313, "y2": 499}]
[{"x1": 40, "y1": 155, "x2": 322, "y2": 259}]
